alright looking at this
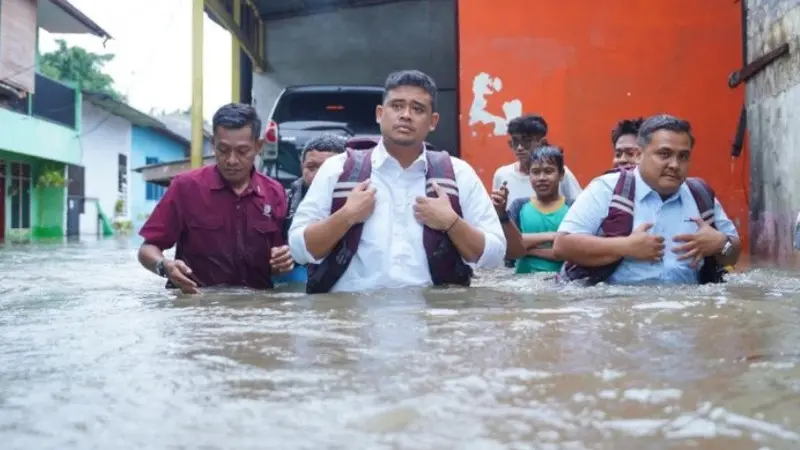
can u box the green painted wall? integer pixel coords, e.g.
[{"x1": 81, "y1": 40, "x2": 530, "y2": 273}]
[
  {"x1": 0, "y1": 106, "x2": 82, "y2": 166},
  {"x1": 1, "y1": 150, "x2": 66, "y2": 240},
  {"x1": 34, "y1": 186, "x2": 65, "y2": 238}
]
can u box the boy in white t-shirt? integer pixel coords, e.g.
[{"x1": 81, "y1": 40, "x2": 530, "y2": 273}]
[
  {"x1": 492, "y1": 114, "x2": 582, "y2": 206},
  {"x1": 492, "y1": 114, "x2": 582, "y2": 267}
]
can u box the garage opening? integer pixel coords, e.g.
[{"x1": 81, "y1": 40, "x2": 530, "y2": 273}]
[{"x1": 249, "y1": 0, "x2": 459, "y2": 186}]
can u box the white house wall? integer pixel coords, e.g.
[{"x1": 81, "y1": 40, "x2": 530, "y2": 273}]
[{"x1": 79, "y1": 101, "x2": 132, "y2": 236}]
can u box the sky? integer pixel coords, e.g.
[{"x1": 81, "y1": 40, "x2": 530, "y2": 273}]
[{"x1": 39, "y1": 0, "x2": 232, "y2": 121}]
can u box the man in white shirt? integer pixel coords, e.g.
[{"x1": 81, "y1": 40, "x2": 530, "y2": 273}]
[
  {"x1": 288, "y1": 70, "x2": 506, "y2": 293},
  {"x1": 492, "y1": 114, "x2": 582, "y2": 205}
]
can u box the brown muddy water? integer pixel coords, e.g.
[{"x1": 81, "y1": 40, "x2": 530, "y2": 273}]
[{"x1": 1, "y1": 239, "x2": 800, "y2": 450}]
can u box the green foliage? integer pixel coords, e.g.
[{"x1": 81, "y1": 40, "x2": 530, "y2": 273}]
[
  {"x1": 40, "y1": 39, "x2": 125, "y2": 101},
  {"x1": 35, "y1": 166, "x2": 68, "y2": 189},
  {"x1": 113, "y1": 219, "x2": 133, "y2": 236}
]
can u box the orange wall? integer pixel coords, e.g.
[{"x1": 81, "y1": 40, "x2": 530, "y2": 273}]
[{"x1": 458, "y1": 0, "x2": 750, "y2": 249}]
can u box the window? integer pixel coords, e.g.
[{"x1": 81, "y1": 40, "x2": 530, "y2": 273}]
[
  {"x1": 9, "y1": 162, "x2": 31, "y2": 229},
  {"x1": 145, "y1": 157, "x2": 165, "y2": 201},
  {"x1": 272, "y1": 91, "x2": 383, "y2": 135},
  {"x1": 117, "y1": 154, "x2": 128, "y2": 216},
  {"x1": 118, "y1": 154, "x2": 128, "y2": 193}
]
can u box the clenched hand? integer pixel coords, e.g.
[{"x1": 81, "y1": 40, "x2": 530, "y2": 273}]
[
  {"x1": 625, "y1": 223, "x2": 665, "y2": 262},
  {"x1": 491, "y1": 181, "x2": 509, "y2": 218},
  {"x1": 413, "y1": 182, "x2": 458, "y2": 230},
  {"x1": 672, "y1": 217, "x2": 727, "y2": 267},
  {"x1": 342, "y1": 180, "x2": 376, "y2": 224},
  {"x1": 270, "y1": 245, "x2": 294, "y2": 274}
]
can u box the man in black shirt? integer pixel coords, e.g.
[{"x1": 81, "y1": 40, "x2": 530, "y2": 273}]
[{"x1": 274, "y1": 134, "x2": 347, "y2": 284}]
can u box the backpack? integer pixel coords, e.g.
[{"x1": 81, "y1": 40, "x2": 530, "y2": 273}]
[
  {"x1": 560, "y1": 168, "x2": 726, "y2": 285},
  {"x1": 305, "y1": 148, "x2": 472, "y2": 294}
]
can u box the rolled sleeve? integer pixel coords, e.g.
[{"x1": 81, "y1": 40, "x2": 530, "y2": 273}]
[
  {"x1": 139, "y1": 176, "x2": 184, "y2": 250},
  {"x1": 558, "y1": 176, "x2": 614, "y2": 235},
  {"x1": 287, "y1": 154, "x2": 345, "y2": 265},
  {"x1": 713, "y1": 198, "x2": 739, "y2": 239},
  {"x1": 453, "y1": 159, "x2": 506, "y2": 269}
]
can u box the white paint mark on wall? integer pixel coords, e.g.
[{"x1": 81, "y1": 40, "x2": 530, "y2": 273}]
[{"x1": 468, "y1": 72, "x2": 523, "y2": 136}]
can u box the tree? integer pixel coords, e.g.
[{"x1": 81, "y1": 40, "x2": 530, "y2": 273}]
[{"x1": 40, "y1": 39, "x2": 125, "y2": 101}]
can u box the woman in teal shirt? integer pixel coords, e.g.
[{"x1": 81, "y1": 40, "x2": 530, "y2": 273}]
[{"x1": 493, "y1": 145, "x2": 571, "y2": 274}]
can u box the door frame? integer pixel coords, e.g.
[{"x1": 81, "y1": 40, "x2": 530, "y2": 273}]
[{"x1": 0, "y1": 160, "x2": 5, "y2": 242}]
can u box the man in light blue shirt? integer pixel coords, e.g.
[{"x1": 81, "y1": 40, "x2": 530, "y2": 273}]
[{"x1": 553, "y1": 114, "x2": 741, "y2": 285}]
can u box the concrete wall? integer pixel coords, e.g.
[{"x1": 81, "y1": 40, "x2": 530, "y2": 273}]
[
  {"x1": 79, "y1": 102, "x2": 132, "y2": 236},
  {"x1": 130, "y1": 126, "x2": 187, "y2": 231},
  {"x1": 746, "y1": 0, "x2": 800, "y2": 262},
  {"x1": 252, "y1": 0, "x2": 458, "y2": 153}
]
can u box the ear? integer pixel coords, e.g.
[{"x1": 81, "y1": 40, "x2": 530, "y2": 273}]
[
  {"x1": 255, "y1": 138, "x2": 264, "y2": 155},
  {"x1": 375, "y1": 104, "x2": 383, "y2": 124},
  {"x1": 429, "y1": 111, "x2": 440, "y2": 132}
]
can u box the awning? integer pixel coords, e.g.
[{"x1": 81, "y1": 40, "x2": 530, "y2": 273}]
[
  {"x1": 133, "y1": 156, "x2": 217, "y2": 187},
  {"x1": 38, "y1": 0, "x2": 113, "y2": 40}
]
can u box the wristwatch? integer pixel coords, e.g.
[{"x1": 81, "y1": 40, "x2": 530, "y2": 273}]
[
  {"x1": 720, "y1": 237, "x2": 734, "y2": 257},
  {"x1": 499, "y1": 215, "x2": 510, "y2": 224},
  {"x1": 155, "y1": 259, "x2": 168, "y2": 278}
]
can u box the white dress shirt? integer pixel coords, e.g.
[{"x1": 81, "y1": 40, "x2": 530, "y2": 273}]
[{"x1": 288, "y1": 141, "x2": 507, "y2": 293}]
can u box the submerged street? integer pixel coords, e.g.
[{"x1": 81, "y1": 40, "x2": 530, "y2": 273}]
[{"x1": 1, "y1": 240, "x2": 799, "y2": 448}]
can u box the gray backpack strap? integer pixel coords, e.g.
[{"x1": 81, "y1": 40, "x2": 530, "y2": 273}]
[
  {"x1": 507, "y1": 197, "x2": 528, "y2": 229},
  {"x1": 684, "y1": 177, "x2": 715, "y2": 226}
]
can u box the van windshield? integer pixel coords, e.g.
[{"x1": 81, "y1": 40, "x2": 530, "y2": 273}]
[{"x1": 273, "y1": 91, "x2": 382, "y2": 134}]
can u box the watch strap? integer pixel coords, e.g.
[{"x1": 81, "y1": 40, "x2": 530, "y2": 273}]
[
  {"x1": 720, "y1": 237, "x2": 733, "y2": 256},
  {"x1": 155, "y1": 259, "x2": 167, "y2": 278}
]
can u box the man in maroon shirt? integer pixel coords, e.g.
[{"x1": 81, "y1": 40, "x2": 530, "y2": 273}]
[{"x1": 137, "y1": 103, "x2": 293, "y2": 293}]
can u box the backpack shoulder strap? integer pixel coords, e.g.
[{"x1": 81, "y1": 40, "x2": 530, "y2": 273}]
[
  {"x1": 331, "y1": 149, "x2": 372, "y2": 213},
  {"x1": 508, "y1": 197, "x2": 528, "y2": 229},
  {"x1": 425, "y1": 150, "x2": 459, "y2": 198},
  {"x1": 685, "y1": 177, "x2": 715, "y2": 226},
  {"x1": 609, "y1": 169, "x2": 636, "y2": 215}
]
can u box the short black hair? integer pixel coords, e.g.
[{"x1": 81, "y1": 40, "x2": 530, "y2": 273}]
[
  {"x1": 383, "y1": 70, "x2": 438, "y2": 111},
  {"x1": 529, "y1": 145, "x2": 565, "y2": 173},
  {"x1": 301, "y1": 134, "x2": 347, "y2": 162},
  {"x1": 637, "y1": 114, "x2": 695, "y2": 148},
  {"x1": 611, "y1": 117, "x2": 644, "y2": 146},
  {"x1": 212, "y1": 103, "x2": 262, "y2": 140},
  {"x1": 507, "y1": 114, "x2": 548, "y2": 137}
]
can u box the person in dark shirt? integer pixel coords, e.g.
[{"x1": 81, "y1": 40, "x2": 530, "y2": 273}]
[
  {"x1": 274, "y1": 134, "x2": 347, "y2": 284},
  {"x1": 137, "y1": 103, "x2": 294, "y2": 293}
]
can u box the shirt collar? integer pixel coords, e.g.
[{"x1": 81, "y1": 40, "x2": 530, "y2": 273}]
[
  {"x1": 632, "y1": 167, "x2": 686, "y2": 204},
  {"x1": 371, "y1": 139, "x2": 428, "y2": 173},
  {"x1": 209, "y1": 165, "x2": 265, "y2": 197}
]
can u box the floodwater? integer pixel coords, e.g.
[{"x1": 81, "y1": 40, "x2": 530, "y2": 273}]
[{"x1": 1, "y1": 239, "x2": 800, "y2": 450}]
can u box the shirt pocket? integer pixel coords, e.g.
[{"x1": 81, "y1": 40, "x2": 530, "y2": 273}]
[
  {"x1": 185, "y1": 215, "x2": 226, "y2": 253},
  {"x1": 248, "y1": 217, "x2": 279, "y2": 263}
]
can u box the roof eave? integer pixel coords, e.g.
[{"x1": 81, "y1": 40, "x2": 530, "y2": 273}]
[{"x1": 40, "y1": 0, "x2": 113, "y2": 40}]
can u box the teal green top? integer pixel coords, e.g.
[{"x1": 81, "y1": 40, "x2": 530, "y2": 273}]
[{"x1": 509, "y1": 197, "x2": 570, "y2": 274}]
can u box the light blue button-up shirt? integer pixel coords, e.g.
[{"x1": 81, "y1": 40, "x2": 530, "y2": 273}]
[{"x1": 558, "y1": 168, "x2": 739, "y2": 285}]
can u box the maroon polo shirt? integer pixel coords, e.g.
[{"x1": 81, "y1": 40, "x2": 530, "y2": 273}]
[{"x1": 139, "y1": 165, "x2": 287, "y2": 289}]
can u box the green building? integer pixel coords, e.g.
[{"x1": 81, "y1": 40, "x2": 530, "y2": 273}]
[{"x1": 0, "y1": 0, "x2": 111, "y2": 242}]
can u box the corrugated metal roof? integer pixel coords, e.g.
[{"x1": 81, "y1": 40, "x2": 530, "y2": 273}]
[{"x1": 82, "y1": 91, "x2": 190, "y2": 146}]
